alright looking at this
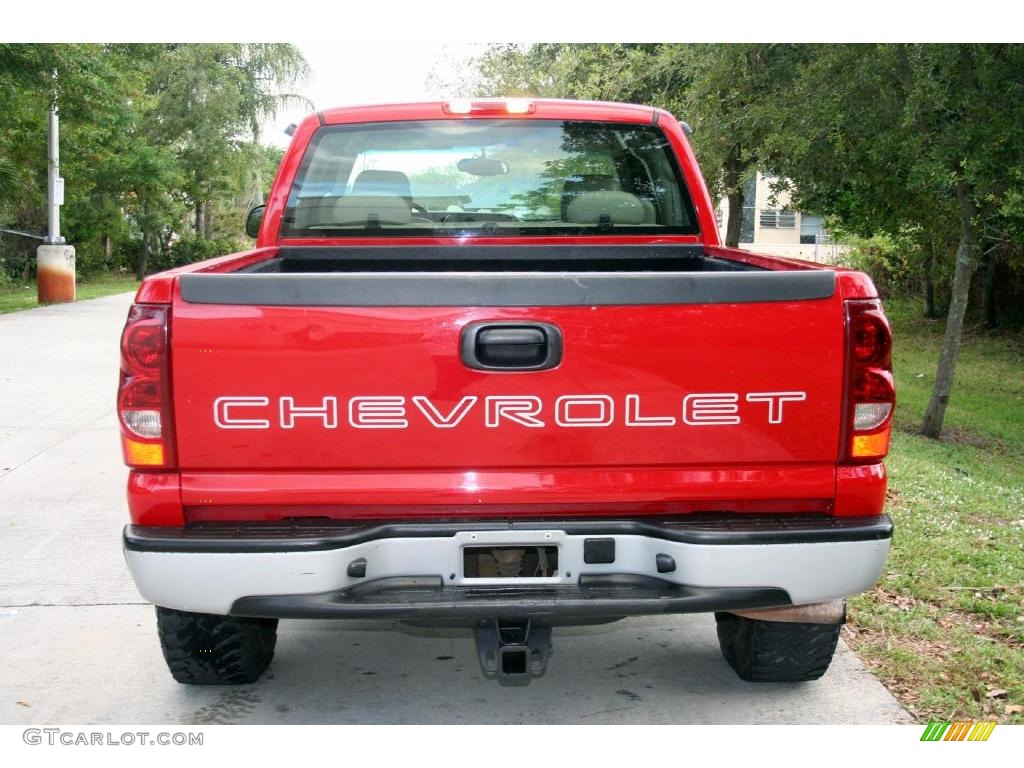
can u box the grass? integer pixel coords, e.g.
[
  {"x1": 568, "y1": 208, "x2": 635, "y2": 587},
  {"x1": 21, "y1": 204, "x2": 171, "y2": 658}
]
[
  {"x1": 845, "y1": 297, "x2": 1024, "y2": 724},
  {"x1": 0, "y1": 271, "x2": 139, "y2": 314}
]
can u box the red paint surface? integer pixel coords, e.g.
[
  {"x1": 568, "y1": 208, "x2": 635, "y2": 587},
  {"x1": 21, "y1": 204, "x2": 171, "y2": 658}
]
[
  {"x1": 169, "y1": 299, "x2": 845, "y2": 470},
  {"x1": 123, "y1": 99, "x2": 891, "y2": 525},
  {"x1": 834, "y1": 463, "x2": 887, "y2": 517},
  {"x1": 127, "y1": 471, "x2": 184, "y2": 526}
]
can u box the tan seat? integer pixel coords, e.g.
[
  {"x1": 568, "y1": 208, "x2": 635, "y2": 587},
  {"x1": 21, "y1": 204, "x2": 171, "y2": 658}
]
[
  {"x1": 352, "y1": 170, "x2": 413, "y2": 204},
  {"x1": 560, "y1": 174, "x2": 619, "y2": 220},
  {"x1": 565, "y1": 191, "x2": 647, "y2": 225},
  {"x1": 561, "y1": 174, "x2": 657, "y2": 224},
  {"x1": 293, "y1": 195, "x2": 412, "y2": 228}
]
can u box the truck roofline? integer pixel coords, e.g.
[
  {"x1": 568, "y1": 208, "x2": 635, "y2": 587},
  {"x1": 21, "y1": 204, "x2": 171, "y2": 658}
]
[{"x1": 315, "y1": 98, "x2": 662, "y2": 127}]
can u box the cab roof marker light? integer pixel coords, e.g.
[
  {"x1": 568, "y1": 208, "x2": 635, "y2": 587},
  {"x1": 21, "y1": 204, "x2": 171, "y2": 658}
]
[
  {"x1": 443, "y1": 99, "x2": 536, "y2": 116},
  {"x1": 505, "y1": 99, "x2": 535, "y2": 114},
  {"x1": 444, "y1": 99, "x2": 473, "y2": 114}
]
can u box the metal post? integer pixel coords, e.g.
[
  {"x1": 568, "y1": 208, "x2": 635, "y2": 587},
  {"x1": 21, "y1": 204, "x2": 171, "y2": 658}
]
[
  {"x1": 37, "y1": 75, "x2": 75, "y2": 304},
  {"x1": 45, "y1": 105, "x2": 64, "y2": 245}
]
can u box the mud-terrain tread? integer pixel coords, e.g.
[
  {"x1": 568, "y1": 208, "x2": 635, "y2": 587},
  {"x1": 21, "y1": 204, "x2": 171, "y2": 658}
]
[
  {"x1": 714, "y1": 611, "x2": 842, "y2": 682},
  {"x1": 155, "y1": 607, "x2": 277, "y2": 685}
]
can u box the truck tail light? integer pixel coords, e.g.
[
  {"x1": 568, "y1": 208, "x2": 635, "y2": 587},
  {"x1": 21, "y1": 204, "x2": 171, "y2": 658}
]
[
  {"x1": 843, "y1": 299, "x2": 894, "y2": 462},
  {"x1": 117, "y1": 304, "x2": 176, "y2": 469}
]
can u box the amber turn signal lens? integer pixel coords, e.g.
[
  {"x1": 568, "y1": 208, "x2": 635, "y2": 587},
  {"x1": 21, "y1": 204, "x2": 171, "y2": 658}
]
[
  {"x1": 851, "y1": 430, "x2": 891, "y2": 459},
  {"x1": 122, "y1": 436, "x2": 165, "y2": 467}
]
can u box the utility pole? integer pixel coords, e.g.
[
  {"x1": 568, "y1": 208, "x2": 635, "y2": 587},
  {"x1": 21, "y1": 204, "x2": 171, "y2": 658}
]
[{"x1": 37, "y1": 70, "x2": 75, "y2": 304}]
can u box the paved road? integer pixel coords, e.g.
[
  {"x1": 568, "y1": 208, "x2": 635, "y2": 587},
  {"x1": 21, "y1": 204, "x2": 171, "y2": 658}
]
[{"x1": 0, "y1": 293, "x2": 912, "y2": 724}]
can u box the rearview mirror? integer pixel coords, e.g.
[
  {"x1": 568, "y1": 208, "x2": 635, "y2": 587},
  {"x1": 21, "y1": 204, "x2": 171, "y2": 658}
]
[
  {"x1": 245, "y1": 204, "x2": 266, "y2": 239},
  {"x1": 457, "y1": 156, "x2": 509, "y2": 177}
]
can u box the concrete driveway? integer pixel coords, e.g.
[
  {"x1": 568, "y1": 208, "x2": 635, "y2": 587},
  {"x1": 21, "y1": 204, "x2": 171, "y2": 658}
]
[{"x1": 0, "y1": 293, "x2": 912, "y2": 724}]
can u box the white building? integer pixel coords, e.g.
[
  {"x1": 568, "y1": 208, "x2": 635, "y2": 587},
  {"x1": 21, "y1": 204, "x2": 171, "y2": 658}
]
[{"x1": 716, "y1": 172, "x2": 840, "y2": 264}]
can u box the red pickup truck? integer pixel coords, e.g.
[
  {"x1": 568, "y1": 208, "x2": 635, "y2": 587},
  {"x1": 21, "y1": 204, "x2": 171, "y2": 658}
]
[{"x1": 119, "y1": 98, "x2": 894, "y2": 687}]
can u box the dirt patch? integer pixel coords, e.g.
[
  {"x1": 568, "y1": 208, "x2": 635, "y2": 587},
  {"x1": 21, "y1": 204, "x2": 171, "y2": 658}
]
[{"x1": 896, "y1": 423, "x2": 995, "y2": 449}]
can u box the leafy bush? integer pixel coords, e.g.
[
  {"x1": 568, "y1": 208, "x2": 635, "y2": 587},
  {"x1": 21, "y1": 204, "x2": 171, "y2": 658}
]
[
  {"x1": 836, "y1": 231, "x2": 910, "y2": 296},
  {"x1": 834, "y1": 225, "x2": 953, "y2": 312},
  {"x1": 149, "y1": 237, "x2": 243, "y2": 273}
]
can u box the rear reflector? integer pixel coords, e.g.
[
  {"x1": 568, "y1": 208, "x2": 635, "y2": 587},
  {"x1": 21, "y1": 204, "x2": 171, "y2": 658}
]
[
  {"x1": 852, "y1": 431, "x2": 891, "y2": 459},
  {"x1": 122, "y1": 437, "x2": 165, "y2": 467}
]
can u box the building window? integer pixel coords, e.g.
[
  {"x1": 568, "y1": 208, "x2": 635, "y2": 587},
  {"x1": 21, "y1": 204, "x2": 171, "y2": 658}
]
[
  {"x1": 759, "y1": 209, "x2": 796, "y2": 229},
  {"x1": 738, "y1": 175, "x2": 757, "y2": 242},
  {"x1": 800, "y1": 213, "x2": 826, "y2": 244}
]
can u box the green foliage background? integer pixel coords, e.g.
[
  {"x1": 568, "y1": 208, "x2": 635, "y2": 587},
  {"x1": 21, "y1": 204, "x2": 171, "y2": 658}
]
[
  {"x1": 456, "y1": 43, "x2": 1024, "y2": 327},
  {"x1": 0, "y1": 44, "x2": 306, "y2": 281}
]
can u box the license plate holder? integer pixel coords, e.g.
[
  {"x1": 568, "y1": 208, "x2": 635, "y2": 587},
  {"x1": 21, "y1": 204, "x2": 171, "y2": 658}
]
[{"x1": 463, "y1": 545, "x2": 559, "y2": 579}]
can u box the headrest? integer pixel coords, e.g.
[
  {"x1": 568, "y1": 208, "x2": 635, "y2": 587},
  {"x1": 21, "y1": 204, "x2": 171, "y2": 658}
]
[
  {"x1": 352, "y1": 170, "x2": 412, "y2": 201},
  {"x1": 565, "y1": 191, "x2": 646, "y2": 225},
  {"x1": 294, "y1": 195, "x2": 412, "y2": 227},
  {"x1": 560, "y1": 174, "x2": 618, "y2": 220}
]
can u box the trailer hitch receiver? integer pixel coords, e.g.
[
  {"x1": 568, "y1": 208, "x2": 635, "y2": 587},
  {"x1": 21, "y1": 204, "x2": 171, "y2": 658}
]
[{"x1": 473, "y1": 619, "x2": 552, "y2": 686}]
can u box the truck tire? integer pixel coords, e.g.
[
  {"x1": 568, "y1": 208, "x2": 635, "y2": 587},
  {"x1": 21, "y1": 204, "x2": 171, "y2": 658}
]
[
  {"x1": 714, "y1": 611, "x2": 842, "y2": 682},
  {"x1": 155, "y1": 607, "x2": 278, "y2": 685}
]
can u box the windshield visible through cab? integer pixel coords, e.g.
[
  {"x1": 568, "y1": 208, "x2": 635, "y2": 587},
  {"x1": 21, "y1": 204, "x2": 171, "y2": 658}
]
[{"x1": 281, "y1": 119, "x2": 699, "y2": 238}]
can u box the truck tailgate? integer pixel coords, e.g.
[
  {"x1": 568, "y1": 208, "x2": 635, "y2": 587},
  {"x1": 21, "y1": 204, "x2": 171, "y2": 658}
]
[{"x1": 169, "y1": 271, "x2": 845, "y2": 506}]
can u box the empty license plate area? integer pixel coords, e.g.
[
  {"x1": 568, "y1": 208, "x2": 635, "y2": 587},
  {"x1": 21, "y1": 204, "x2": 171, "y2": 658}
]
[{"x1": 463, "y1": 546, "x2": 559, "y2": 579}]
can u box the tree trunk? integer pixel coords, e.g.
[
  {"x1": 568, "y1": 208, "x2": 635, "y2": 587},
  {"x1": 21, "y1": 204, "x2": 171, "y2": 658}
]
[
  {"x1": 202, "y1": 200, "x2": 214, "y2": 240},
  {"x1": 920, "y1": 180, "x2": 978, "y2": 439},
  {"x1": 979, "y1": 248, "x2": 997, "y2": 328},
  {"x1": 104, "y1": 235, "x2": 112, "y2": 272},
  {"x1": 725, "y1": 187, "x2": 744, "y2": 248},
  {"x1": 136, "y1": 234, "x2": 148, "y2": 281},
  {"x1": 195, "y1": 201, "x2": 205, "y2": 239},
  {"x1": 722, "y1": 146, "x2": 746, "y2": 248},
  {"x1": 923, "y1": 242, "x2": 937, "y2": 318}
]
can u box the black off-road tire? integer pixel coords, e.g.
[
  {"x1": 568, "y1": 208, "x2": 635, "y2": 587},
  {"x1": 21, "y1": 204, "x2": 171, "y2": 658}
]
[
  {"x1": 714, "y1": 611, "x2": 842, "y2": 682},
  {"x1": 155, "y1": 607, "x2": 278, "y2": 685}
]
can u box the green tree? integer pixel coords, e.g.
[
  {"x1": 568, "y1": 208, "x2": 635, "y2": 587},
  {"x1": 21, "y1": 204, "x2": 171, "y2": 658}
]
[
  {"x1": 661, "y1": 45, "x2": 805, "y2": 246},
  {"x1": 0, "y1": 43, "x2": 308, "y2": 281},
  {"x1": 762, "y1": 44, "x2": 1024, "y2": 437},
  {"x1": 149, "y1": 44, "x2": 308, "y2": 239},
  {"x1": 462, "y1": 43, "x2": 804, "y2": 246}
]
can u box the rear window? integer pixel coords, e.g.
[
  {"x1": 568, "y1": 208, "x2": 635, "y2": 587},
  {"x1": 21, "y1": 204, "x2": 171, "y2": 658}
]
[{"x1": 281, "y1": 120, "x2": 700, "y2": 238}]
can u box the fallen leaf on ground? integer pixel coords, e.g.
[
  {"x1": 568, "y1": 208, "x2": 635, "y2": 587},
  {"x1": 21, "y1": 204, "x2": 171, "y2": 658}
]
[
  {"x1": 985, "y1": 688, "x2": 1008, "y2": 699},
  {"x1": 1005, "y1": 704, "x2": 1024, "y2": 715}
]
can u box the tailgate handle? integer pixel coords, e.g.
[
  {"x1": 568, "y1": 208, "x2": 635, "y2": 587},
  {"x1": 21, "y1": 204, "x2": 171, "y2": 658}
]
[{"x1": 461, "y1": 322, "x2": 563, "y2": 371}]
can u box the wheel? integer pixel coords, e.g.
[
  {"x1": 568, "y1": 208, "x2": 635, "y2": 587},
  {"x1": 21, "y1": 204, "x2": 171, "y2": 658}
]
[
  {"x1": 714, "y1": 611, "x2": 842, "y2": 682},
  {"x1": 155, "y1": 607, "x2": 278, "y2": 685}
]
